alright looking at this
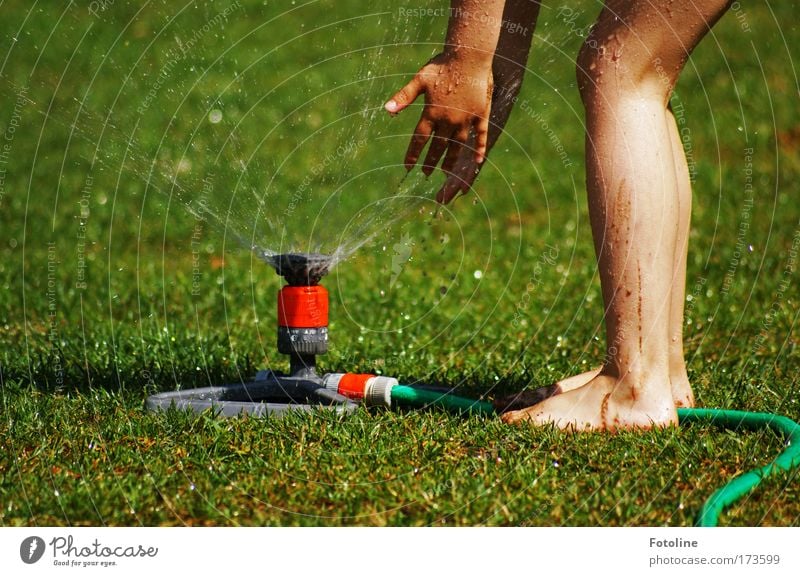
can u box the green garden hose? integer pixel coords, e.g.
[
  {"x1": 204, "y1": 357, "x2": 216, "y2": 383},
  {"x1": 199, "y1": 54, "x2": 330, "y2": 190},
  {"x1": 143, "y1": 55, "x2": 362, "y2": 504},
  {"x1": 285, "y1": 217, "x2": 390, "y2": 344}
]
[
  {"x1": 676, "y1": 408, "x2": 800, "y2": 526},
  {"x1": 390, "y1": 384, "x2": 497, "y2": 416},
  {"x1": 389, "y1": 385, "x2": 800, "y2": 527}
]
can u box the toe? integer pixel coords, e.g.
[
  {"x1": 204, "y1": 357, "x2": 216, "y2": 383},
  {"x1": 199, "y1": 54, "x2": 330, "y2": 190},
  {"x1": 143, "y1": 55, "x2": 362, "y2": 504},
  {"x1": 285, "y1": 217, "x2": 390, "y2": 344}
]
[{"x1": 501, "y1": 408, "x2": 532, "y2": 424}]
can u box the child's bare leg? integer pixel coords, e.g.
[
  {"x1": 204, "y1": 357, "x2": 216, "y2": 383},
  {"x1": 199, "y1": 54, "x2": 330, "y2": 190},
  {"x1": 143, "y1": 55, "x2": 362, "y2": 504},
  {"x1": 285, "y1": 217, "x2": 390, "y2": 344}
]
[
  {"x1": 503, "y1": 0, "x2": 730, "y2": 430},
  {"x1": 665, "y1": 104, "x2": 694, "y2": 407},
  {"x1": 530, "y1": 107, "x2": 693, "y2": 403}
]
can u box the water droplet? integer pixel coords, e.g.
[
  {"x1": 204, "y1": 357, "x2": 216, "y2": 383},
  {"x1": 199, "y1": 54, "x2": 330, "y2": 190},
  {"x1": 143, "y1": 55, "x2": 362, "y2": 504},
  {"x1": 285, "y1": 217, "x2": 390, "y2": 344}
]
[
  {"x1": 209, "y1": 109, "x2": 223, "y2": 124},
  {"x1": 473, "y1": 270, "x2": 483, "y2": 279}
]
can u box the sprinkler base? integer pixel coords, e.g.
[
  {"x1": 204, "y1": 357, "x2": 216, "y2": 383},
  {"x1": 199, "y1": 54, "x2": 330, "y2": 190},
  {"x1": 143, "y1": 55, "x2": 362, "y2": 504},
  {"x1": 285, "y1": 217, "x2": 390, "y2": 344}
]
[{"x1": 145, "y1": 369, "x2": 358, "y2": 418}]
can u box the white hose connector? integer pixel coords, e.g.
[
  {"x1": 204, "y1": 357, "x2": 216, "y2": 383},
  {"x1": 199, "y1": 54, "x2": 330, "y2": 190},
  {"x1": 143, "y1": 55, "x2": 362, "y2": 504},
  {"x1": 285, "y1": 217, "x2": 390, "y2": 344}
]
[
  {"x1": 321, "y1": 373, "x2": 397, "y2": 407},
  {"x1": 364, "y1": 376, "x2": 398, "y2": 408},
  {"x1": 322, "y1": 372, "x2": 344, "y2": 393}
]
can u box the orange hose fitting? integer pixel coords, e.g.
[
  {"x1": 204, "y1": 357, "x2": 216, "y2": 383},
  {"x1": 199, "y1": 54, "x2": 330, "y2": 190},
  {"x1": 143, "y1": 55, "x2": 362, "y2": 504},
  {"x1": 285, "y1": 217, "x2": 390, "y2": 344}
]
[{"x1": 337, "y1": 373, "x2": 375, "y2": 400}]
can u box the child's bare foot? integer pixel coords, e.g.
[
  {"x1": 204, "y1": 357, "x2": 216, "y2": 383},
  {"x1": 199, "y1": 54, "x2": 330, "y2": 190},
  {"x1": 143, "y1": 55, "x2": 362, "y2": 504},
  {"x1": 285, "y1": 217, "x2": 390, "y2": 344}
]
[
  {"x1": 493, "y1": 368, "x2": 599, "y2": 412},
  {"x1": 493, "y1": 384, "x2": 560, "y2": 412},
  {"x1": 501, "y1": 372, "x2": 678, "y2": 431},
  {"x1": 496, "y1": 365, "x2": 694, "y2": 414},
  {"x1": 557, "y1": 368, "x2": 603, "y2": 392}
]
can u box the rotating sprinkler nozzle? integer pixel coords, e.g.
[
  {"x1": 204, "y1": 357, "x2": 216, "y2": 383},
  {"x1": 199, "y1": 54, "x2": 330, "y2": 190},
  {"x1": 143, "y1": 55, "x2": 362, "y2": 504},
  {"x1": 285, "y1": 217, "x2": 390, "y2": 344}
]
[{"x1": 272, "y1": 252, "x2": 331, "y2": 286}]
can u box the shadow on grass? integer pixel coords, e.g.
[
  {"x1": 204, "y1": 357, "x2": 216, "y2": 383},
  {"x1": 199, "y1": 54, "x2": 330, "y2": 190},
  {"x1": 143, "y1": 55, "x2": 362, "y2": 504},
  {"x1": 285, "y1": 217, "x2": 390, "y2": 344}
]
[{"x1": 2, "y1": 348, "x2": 260, "y2": 396}]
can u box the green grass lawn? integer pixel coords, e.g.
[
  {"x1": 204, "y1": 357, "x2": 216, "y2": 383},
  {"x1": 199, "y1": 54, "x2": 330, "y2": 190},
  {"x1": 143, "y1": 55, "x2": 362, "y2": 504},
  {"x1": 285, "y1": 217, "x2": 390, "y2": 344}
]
[{"x1": 1, "y1": 0, "x2": 799, "y2": 526}]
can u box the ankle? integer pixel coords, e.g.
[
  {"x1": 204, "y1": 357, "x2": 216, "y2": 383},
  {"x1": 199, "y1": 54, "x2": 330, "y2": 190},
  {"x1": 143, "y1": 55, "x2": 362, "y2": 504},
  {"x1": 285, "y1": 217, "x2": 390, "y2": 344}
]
[
  {"x1": 596, "y1": 365, "x2": 673, "y2": 406},
  {"x1": 600, "y1": 361, "x2": 668, "y2": 387}
]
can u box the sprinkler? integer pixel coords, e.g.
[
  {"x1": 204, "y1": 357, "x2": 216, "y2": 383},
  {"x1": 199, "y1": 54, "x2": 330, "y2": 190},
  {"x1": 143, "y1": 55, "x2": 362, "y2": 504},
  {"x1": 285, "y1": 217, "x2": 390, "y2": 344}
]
[{"x1": 147, "y1": 253, "x2": 359, "y2": 416}]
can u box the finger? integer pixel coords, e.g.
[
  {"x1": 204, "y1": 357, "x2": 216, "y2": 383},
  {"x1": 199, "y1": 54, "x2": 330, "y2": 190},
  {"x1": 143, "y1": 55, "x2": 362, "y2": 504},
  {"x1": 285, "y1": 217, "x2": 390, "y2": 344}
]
[
  {"x1": 421, "y1": 129, "x2": 452, "y2": 176},
  {"x1": 472, "y1": 112, "x2": 491, "y2": 163},
  {"x1": 438, "y1": 178, "x2": 472, "y2": 204},
  {"x1": 437, "y1": 177, "x2": 463, "y2": 204},
  {"x1": 385, "y1": 74, "x2": 424, "y2": 115},
  {"x1": 437, "y1": 136, "x2": 479, "y2": 204},
  {"x1": 404, "y1": 118, "x2": 434, "y2": 170},
  {"x1": 437, "y1": 166, "x2": 471, "y2": 204},
  {"x1": 441, "y1": 128, "x2": 469, "y2": 175}
]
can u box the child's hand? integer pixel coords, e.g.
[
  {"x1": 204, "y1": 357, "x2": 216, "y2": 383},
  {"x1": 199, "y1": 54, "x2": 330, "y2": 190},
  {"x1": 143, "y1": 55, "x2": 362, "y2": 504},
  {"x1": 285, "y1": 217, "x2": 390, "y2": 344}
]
[
  {"x1": 385, "y1": 53, "x2": 493, "y2": 177},
  {"x1": 435, "y1": 70, "x2": 522, "y2": 204},
  {"x1": 435, "y1": 0, "x2": 541, "y2": 204}
]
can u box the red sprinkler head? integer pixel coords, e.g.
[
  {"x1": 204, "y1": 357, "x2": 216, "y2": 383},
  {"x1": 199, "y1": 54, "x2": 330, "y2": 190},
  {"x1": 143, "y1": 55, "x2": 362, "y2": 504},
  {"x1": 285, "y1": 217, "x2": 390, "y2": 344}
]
[
  {"x1": 277, "y1": 284, "x2": 329, "y2": 356},
  {"x1": 271, "y1": 253, "x2": 332, "y2": 375}
]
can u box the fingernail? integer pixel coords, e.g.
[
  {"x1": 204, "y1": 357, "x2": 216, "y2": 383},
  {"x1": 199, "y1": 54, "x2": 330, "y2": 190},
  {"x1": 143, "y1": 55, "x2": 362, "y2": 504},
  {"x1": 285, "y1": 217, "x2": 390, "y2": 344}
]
[{"x1": 385, "y1": 100, "x2": 398, "y2": 113}]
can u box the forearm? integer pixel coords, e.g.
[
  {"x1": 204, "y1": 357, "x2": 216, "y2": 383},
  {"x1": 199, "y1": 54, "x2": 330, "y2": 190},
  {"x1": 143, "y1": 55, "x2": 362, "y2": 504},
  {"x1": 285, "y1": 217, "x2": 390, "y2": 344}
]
[
  {"x1": 436, "y1": 0, "x2": 543, "y2": 202},
  {"x1": 488, "y1": 0, "x2": 542, "y2": 146},
  {"x1": 443, "y1": 0, "x2": 507, "y2": 67},
  {"x1": 493, "y1": 0, "x2": 541, "y2": 81}
]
